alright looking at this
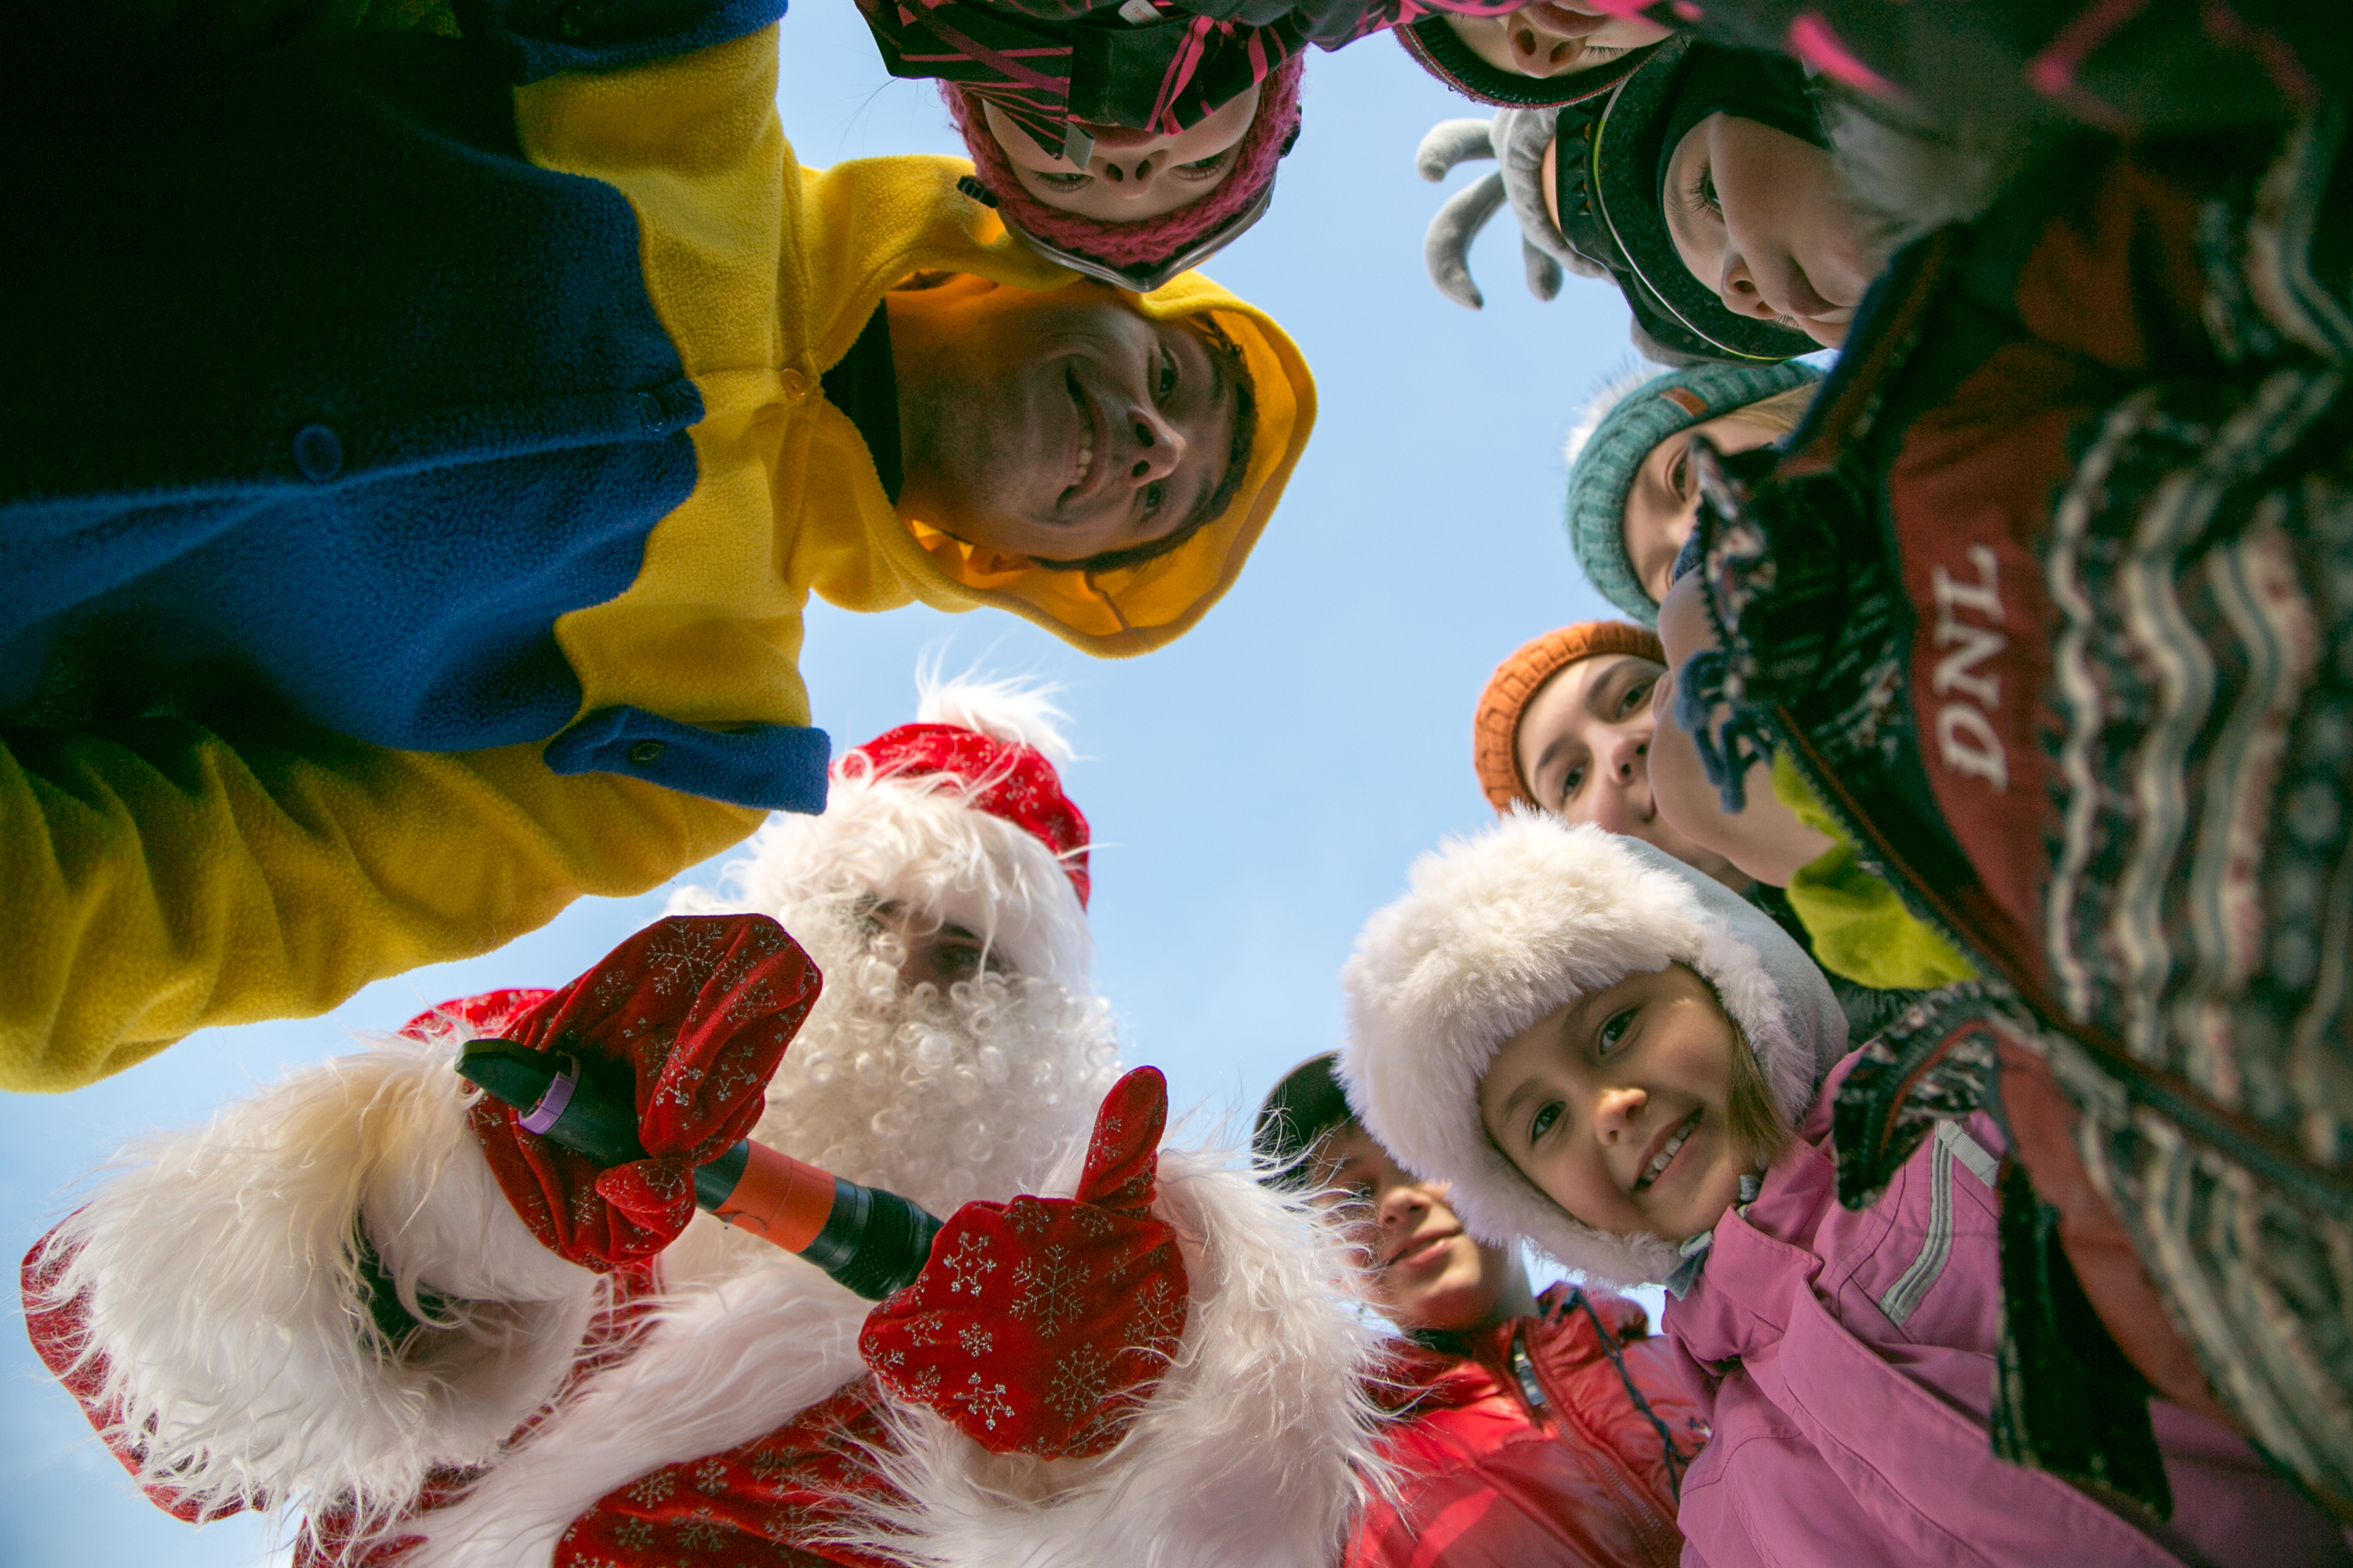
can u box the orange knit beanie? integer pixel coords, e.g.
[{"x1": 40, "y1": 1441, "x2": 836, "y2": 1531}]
[{"x1": 1472, "y1": 621, "x2": 1665, "y2": 812}]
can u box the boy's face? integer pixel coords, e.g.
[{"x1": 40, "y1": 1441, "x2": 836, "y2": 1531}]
[
  {"x1": 1310, "y1": 1123, "x2": 1524, "y2": 1333},
  {"x1": 1660, "y1": 114, "x2": 1870, "y2": 348},
  {"x1": 1445, "y1": 3, "x2": 1670, "y2": 79},
  {"x1": 891, "y1": 277, "x2": 1242, "y2": 565},
  {"x1": 1478, "y1": 962, "x2": 1746, "y2": 1242},
  {"x1": 1650, "y1": 572, "x2": 1833, "y2": 885},
  {"x1": 1621, "y1": 415, "x2": 1781, "y2": 609}
]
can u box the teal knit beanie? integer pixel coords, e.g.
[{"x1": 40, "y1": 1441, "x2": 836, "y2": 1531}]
[{"x1": 1565, "y1": 361, "x2": 1821, "y2": 623}]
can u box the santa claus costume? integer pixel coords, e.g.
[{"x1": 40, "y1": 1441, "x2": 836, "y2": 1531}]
[{"x1": 22, "y1": 673, "x2": 1382, "y2": 1568}]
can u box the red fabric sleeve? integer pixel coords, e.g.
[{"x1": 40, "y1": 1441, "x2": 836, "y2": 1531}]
[{"x1": 20, "y1": 1225, "x2": 229, "y2": 1523}]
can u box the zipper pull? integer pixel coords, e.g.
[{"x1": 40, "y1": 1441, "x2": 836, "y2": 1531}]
[{"x1": 1510, "y1": 1324, "x2": 1549, "y2": 1411}]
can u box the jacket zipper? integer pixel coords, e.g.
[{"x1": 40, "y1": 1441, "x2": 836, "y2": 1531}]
[{"x1": 1507, "y1": 1317, "x2": 1681, "y2": 1568}]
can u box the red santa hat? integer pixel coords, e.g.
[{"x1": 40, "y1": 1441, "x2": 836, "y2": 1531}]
[{"x1": 847, "y1": 717, "x2": 1090, "y2": 909}]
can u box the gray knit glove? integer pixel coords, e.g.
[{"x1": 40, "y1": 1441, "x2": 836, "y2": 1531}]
[{"x1": 1417, "y1": 110, "x2": 1604, "y2": 310}]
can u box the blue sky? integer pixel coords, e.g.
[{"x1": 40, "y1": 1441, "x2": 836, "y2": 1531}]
[{"x1": 0, "y1": 11, "x2": 1646, "y2": 1561}]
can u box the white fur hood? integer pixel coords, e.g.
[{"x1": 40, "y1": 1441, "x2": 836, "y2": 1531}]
[{"x1": 1337, "y1": 816, "x2": 1847, "y2": 1284}]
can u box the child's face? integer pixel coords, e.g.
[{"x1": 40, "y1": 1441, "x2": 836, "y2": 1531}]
[
  {"x1": 1649, "y1": 571, "x2": 1835, "y2": 884},
  {"x1": 1660, "y1": 113, "x2": 1870, "y2": 348},
  {"x1": 1478, "y1": 962, "x2": 1746, "y2": 1242},
  {"x1": 1621, "y1": 415, "x2": 1783, "y2": 608},
  {"x1": 1512, "y1": 652, "x2": 1749, "y2": 890},
  {"x1": 984, "y1": 86, "x2": 1259, "y2": 222},
  {"x1": 1310, "y1": 1123, "x2": 1526, "y2": 1333},
  {"x1": 1444, "y1": 3, "x2": 1670, "y2": 79}
]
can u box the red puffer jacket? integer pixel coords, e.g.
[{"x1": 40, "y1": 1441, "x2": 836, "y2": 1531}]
[{"x1": 1349, "y1": 1286, "x2": 1709, "y2": 1568}]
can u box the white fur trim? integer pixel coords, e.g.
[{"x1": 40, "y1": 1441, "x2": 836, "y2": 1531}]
[
  {"x1": 1338, "y1": 817, "x2": 1815, "y2": 1286},
  {"x1": 47, "y1": 1044, "x2": 1379, "y2": 1566},
  {"x1": 407, "y1": 1147, "x2": 1384, "y2": 1568},
  {"x1": 913, "y1": 662, "x2": 1075, "y2": 763},
  {"x1": 31, "y1": 1038, "x2": 599, "y2": 1533},
  {"x1": 402, "y1": 1228, "x2": 876, "y2": 1568},
  {"x1": 674, "y1": 770, "x2": 1092, "y2": 995},
  {"x1": 833, "y1": 1146, "x2": 1388, "y2": 1568}
]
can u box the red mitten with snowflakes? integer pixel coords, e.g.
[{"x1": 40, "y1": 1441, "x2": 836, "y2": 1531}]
[
  {"x1": 463, "y1": 914, "x2": 821, "y2": 1271},
  {"x1": 859, "y1": 1067, "x2": 1189, "y2": 1459}
]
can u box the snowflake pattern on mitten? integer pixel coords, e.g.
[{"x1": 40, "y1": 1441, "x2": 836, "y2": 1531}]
[
  {"x1": 467, "y1": 915, "x2": 822, "y2": 1270},
  {"x1": 557, "y1": 1381, "x2": 905, "y2": 1568},
  {"x1": 859, "y1": 1068, "x2": 1188, "y2": 1458}
]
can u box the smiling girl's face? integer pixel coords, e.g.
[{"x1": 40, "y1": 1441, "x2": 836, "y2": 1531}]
[
  {"x1": 1660, "y1": 113, "x2": 1871, "y2": 348},
  {"x1": 1477, "y1": 962, "x2": 1750, "y2": 1242},
  {"x1": 983, "y1": 85, "x2": 1260, "y2": 221}
]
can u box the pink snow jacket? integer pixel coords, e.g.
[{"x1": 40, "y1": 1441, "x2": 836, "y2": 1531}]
[{"x1": 1665, "y1": 1057, "x2": 2349, "y2": 1568}]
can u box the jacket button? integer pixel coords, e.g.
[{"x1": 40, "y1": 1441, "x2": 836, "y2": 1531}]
[
  {"x1": 626, "y1": 739, "x2": 667, "y2": 766},
  {"x1": 557, "y1": 2, "x2": 588, "y2": 38},
  {"x1": 292, "y1": 423, "x2": 343, "y2": 483},
  {"x1": 635, "y1": 390, "x2": 665, "y2": 430},
  {"x1": 779, "y1": 369, "x2": 811, "y2": 403}
]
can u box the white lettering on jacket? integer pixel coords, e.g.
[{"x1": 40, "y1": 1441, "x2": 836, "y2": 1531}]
[{"x1": 1930, "y1": 545, "x2": 2008, "y2": 791}]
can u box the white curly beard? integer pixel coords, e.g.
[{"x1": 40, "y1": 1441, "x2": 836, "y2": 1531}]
[{"x1": 745, "y1": 897, "x2": 1124, "y2": 1218}]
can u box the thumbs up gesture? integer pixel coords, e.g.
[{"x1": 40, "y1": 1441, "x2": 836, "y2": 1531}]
[{"x1": 860, "y1": 1067, "x2": 1189, "y2": 1459}]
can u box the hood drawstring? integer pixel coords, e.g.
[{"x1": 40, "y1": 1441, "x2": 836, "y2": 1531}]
[{"x1": 1665, "y1": 1173, "x2": 1764, "y2": 1300}]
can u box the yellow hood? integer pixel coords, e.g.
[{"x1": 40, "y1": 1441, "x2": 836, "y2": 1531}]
[
  {"x1": 531, "y1": 28, "x2": 1315, "y2": 740},
  {"x1": 790, "y1": 150, "x2": 1316, "y2": 659},
  {"x1": 896, "y1": 258, "x2": 1315, "y2": 657}
]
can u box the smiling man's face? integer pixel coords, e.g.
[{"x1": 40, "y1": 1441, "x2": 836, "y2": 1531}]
[
  {"x1": 1478, "y1": 962, "x2": 1746, "y2": 1244},
  {"x1": 890, "y1": 278, "x2": 1242, "y2": 567}
]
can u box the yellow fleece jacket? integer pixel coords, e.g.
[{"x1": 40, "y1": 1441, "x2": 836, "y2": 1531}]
[{"x1": 1, "y1": 24, "x2": 1315, "y2": 1091}]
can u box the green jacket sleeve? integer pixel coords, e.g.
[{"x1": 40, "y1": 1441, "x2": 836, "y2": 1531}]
[
  {"x1": 1770, "y1": 751, "x2": 1979, "y2": 993},
  {"x1": 0, "y1": 717, "x2": 763, "y2": 1092}
]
